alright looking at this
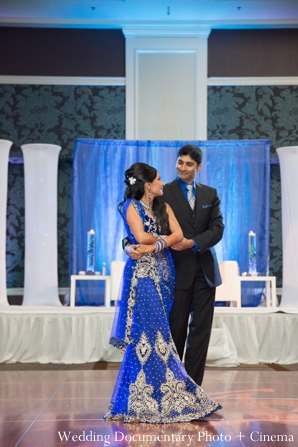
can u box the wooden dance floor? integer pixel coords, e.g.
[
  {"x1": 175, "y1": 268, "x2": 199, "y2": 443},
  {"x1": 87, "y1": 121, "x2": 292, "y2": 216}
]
[{"x1": 1, "y1": 363, "x2": 297, "y2": 447}]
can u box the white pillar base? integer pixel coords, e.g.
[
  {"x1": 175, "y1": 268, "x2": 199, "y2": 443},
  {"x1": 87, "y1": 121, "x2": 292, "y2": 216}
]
[
  {"x1": 277, "y1": 146, "x2": 298, "y2": 308},
  {"x1": 21, "y1": 143, "x2": 62, "y2": 306},
  {"x1": 0, "y1": 140, "x2": 13, "y2": 306}
]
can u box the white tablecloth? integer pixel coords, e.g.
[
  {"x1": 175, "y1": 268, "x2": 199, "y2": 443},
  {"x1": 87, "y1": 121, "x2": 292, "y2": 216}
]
[{"x1": 0, "y1": 306, "x2": 297, "y2": 365}]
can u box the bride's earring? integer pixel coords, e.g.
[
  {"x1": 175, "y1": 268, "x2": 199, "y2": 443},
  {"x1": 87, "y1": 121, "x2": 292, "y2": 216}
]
[{"x1": 148, "y1": 188, "x2": 152, "y2": 204}]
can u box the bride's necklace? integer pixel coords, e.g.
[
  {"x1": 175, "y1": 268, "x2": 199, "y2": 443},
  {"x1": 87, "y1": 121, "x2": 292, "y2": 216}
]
[{"x1": 140, "y1": 200, "x2": 152, "y2": 211}]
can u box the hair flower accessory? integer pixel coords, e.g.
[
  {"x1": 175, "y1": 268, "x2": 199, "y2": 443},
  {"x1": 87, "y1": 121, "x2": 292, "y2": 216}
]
[{"x1": 129, "y1": 177, "x2": 136, "y2": 185}]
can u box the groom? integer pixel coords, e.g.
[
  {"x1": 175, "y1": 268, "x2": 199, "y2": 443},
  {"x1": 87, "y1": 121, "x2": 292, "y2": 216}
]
[{"x1": 128, "y1": 144, "x2": 224, "y2": 385}]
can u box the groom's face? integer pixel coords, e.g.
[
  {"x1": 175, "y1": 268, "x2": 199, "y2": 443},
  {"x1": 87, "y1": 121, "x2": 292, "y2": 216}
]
[{"x1": 176, "y1": 155, "x2": 202, "y2": 184}]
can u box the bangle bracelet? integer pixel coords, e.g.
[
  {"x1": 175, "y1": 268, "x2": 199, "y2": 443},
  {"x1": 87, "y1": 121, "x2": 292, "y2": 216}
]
[
  {"x1": 154, "y1": 240, "x2": 165, "y2": 252},
  {"x1": 158, "y1": 235, "x2": 168, "y2": 248}
]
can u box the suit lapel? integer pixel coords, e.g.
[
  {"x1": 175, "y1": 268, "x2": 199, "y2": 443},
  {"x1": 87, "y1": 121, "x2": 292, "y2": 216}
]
[
  {"x1": 168, "y1": 180, "x2": 194, "y2": 226},
  {"x1": 195, "y1": 183, "x2": 204, "y2": 224}
]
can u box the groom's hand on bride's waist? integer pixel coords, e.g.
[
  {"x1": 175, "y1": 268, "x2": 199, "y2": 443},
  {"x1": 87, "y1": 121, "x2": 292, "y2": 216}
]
[{"x1": 124, "y1": 244, "x2": 142, "y2": 260}]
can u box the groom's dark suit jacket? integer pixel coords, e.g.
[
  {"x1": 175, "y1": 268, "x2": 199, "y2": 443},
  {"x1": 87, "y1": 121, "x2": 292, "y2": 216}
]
[{"x1": 163, "y1": 179, "x2": 224, "y2": 290}]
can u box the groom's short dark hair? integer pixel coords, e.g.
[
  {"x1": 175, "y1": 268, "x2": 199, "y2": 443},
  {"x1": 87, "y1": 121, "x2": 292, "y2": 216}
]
[{"x1": 178, "y1": 145, "x2": 203, "y2": 165}]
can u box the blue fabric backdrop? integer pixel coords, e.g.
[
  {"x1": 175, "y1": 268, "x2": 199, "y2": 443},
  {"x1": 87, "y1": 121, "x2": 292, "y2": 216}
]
[{"x1": 69, "y1": 139, "x2": 270, "y2": 305}]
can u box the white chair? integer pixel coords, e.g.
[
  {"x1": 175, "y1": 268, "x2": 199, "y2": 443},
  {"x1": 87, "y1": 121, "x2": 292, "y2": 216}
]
[
  {"x1": 110, "y1": 260, "x2": 125, "y2": 303},
  {"x1": 215, "y1": 261, "x2": 241, "y2": 308}
]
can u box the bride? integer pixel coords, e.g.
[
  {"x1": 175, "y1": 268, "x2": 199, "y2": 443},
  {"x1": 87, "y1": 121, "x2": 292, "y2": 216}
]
[{"x1": 104, "y1": 162, "x2": 221, "y2": 423}]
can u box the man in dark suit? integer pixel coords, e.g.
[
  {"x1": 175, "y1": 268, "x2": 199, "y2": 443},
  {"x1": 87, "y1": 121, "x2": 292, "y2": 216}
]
[
  {"x1": 126, "y1": 144, "x2": 224, "y2": 385},
  {"x1": 163, "y1": 144, "x2": 224, "y2": 385}
]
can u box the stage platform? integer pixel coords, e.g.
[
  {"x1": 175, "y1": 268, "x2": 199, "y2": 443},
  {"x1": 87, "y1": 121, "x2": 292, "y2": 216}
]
[{"x1": 1, "y1": 305, "x2": 298, "y2": 366}]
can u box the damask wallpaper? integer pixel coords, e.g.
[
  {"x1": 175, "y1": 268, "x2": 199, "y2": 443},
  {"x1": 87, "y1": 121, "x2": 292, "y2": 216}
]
[
  {"x1": 2, "y1": 84, "x2": 125, "y2": 287},
  {"x1": 208, "y1": 85, "x2": 298, "y2": 286},
  {"x1": 2, "y1": 83, "x2": 293, "y2": 289}
]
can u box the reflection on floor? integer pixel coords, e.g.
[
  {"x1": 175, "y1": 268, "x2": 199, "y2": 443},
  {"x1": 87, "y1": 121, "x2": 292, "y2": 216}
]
[{"x1": 1, "y1": 363, "x2": 297, "y2": 447}]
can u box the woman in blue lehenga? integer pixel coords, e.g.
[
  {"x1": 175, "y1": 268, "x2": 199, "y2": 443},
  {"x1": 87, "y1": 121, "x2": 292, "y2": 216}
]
[{"x1": 104, "y1": 163, "x2": 221, "y2": 423}]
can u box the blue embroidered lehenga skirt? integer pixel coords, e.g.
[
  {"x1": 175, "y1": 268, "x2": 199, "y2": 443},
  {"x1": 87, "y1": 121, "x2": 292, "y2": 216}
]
[
  {"x1": 104, "y1": 252, "x2": 221, "y2": 423},
  {"x1": 104, "y1": 198, "x2": 221, "y2": 423}
]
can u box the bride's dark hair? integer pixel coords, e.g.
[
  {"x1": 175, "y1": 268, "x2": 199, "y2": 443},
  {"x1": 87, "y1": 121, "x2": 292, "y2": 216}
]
[{"x1": 118, "y1": 162, "x2": 170, "y2": 234}]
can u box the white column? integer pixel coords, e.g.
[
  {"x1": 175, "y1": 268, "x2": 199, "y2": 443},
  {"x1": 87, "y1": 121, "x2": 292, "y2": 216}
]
[
  {"x1": 21, "y1": 143, "x2": 62, "y2": 306},
  {"x1": 0, "y1": 140, "x2": 13, "y2": 306},
  {"x1": 123, "y1": 26, "x2": 210, "y2": 140},
  {"x1": 277, "y1": 146, "x2": 298, "y2": 308}
]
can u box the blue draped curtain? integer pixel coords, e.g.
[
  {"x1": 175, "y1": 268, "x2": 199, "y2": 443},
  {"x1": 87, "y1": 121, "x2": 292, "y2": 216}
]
[{"x1": 69, "y1": 139, "x2": 270, "y2": 305}]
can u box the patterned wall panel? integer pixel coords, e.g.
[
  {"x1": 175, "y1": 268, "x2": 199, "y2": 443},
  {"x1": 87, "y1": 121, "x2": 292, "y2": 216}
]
[
  {"x1": 208, "y1": 85, "x2": 298, "y2": 286},
  {"x1": 6, "y1": 162, "x2": 25, "y2": 288},
  {"x1": 2, "y1": 83, "x2": 295, "y2": 288},
  {"x1": 2, "y1": 84, "x2": 125, "y2": 287}
]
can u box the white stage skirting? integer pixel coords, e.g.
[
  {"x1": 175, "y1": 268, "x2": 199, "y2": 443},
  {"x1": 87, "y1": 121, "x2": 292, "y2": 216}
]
[{"x1": 0, "y1": 306, "x2": 297, "y2": 366}]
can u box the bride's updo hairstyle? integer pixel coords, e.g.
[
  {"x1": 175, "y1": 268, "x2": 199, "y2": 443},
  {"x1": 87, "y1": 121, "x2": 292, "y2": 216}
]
[{"x1": 119, "y1": 162, "x2": 170, "y2": 235}]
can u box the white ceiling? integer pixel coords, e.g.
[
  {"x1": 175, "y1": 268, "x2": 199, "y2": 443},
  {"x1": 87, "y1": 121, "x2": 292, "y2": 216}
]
[{"x1": 1, "y1": 0, "x2": 298, "y2": 28}]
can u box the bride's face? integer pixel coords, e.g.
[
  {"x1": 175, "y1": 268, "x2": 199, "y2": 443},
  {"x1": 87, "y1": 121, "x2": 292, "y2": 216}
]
[{"x1": 147, "y1": 172, "x2": 165, "y2": 198}]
